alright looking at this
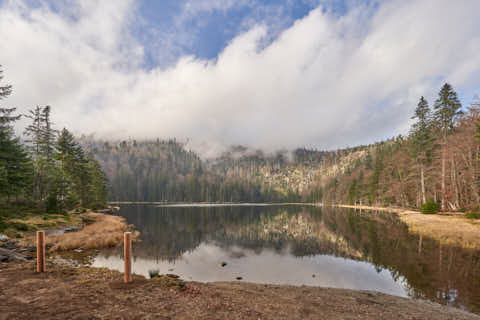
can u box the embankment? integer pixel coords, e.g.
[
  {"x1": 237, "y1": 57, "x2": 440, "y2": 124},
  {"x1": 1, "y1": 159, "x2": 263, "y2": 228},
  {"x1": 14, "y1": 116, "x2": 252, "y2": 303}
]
[{"x1": 1, "y1": 260, "x2": 479, "y2": 320}]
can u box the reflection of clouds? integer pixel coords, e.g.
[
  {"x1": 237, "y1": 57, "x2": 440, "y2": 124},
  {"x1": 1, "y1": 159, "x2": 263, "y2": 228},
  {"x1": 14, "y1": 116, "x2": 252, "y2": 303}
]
[{"x1": 92, "y1": 243, "x2": 407, "y2": 297}]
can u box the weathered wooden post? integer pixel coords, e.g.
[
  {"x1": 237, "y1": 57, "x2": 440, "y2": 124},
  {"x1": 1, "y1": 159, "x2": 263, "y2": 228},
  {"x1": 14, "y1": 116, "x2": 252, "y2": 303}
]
[
  {"x1": 124, "y1": 232, "x2": 132, "y2": 283},
  {"x1": 36, "y1": 231, "x2": 46, "y2": 273}
]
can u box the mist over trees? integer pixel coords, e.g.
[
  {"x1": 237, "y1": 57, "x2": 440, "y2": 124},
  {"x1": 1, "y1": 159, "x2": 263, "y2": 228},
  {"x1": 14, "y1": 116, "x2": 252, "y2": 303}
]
[
  {"x1": 85, "y1": 139, "x2": 303, "y2": 203},
  {"x1": 0, "y1": 65, "x2": 108, "y2": 213}
]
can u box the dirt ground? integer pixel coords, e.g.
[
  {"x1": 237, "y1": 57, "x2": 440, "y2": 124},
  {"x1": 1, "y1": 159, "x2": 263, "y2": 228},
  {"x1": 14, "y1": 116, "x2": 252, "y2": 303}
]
[
  {"x1": 0, "y1": 260, "x2": 478, "y2": 320},
  {"x1": 334, "y1": 204, "x2": 480, "y2": 249}
]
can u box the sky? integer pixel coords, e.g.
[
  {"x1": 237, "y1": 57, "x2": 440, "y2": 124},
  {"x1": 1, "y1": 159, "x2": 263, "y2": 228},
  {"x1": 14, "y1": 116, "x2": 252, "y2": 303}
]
[{"x1": 0, "y1": 0, "x2": 479, "y2": 156}]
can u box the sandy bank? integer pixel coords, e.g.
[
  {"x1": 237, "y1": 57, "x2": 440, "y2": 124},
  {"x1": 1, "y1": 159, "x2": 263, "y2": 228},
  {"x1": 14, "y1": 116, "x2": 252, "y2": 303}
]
[
  {"x1": 1, "y1": 260, "x2": 478, "y2": 320},
  {"x1": 331, "y1": 204, "x2": 480, "y2": 249}
]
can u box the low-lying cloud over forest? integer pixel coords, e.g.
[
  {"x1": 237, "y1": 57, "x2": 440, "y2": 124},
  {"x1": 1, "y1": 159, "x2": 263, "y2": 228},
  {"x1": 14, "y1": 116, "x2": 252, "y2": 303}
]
[{"x1": 1, "y1": 0, "x2": 479, "y2": 154}]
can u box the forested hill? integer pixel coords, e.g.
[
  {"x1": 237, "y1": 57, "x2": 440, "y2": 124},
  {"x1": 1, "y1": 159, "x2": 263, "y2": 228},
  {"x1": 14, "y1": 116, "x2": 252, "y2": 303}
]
[
  {"x1": 86, "y1": 83, "x2": 480, "y2": 211},
  {"x1": 85, "y1": 138, "x2": 368, "y2": 203},
  {"x1": 322, "y1": 85, "x2": 480, "y2": 211}
]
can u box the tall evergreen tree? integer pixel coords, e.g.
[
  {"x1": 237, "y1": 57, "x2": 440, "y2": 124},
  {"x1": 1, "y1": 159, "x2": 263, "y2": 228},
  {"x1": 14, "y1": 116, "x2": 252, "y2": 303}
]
[
  {"x1": 24, "y1": 105, "x2": 58, "y2": 203},
  {"x1": 0, "y1": 66, "x2": 33, "y2": 201},
  {"x1": 433, "y1": 83, "x2": 462, "y2": 210},
  {"x1": 87, "y1": 153, "x2": 109, "y2": 209},
  {"x1": 410, "y1": 96, "x2": 434, "y2": 205}
]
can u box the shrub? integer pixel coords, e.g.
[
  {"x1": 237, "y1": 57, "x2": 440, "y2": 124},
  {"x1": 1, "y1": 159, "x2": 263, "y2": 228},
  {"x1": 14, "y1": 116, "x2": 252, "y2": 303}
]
[
  {"x1": 45, "y1": 194, "x2": 58, "y2": 214},
  {"x1": 149, "y1": 269, "x2": 160, "y2": 279},
  {"x1": 0, "y1": 218, "x2": 7, "y2": 233},
  {"x1": 10, "y1": 222, "x2": 29, "y2": 231},
  {"x1": 466, "y1": 212, "x2": 480, "y2": 220},
  {"x1": 421, "y1": 200, "x2": 440, "y2": 214}
]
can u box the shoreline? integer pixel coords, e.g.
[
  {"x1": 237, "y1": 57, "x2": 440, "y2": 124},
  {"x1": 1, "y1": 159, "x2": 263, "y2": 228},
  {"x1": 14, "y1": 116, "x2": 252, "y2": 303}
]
[
  {"x1": 2, "y1": 260, "x2": 479, "y2": 319},
  {"x1": 2, "y1": 206, "x2": 480, "y2": 318},
  {"x1": 328, "y1": 204, "x2": 480, "y2": 249}
]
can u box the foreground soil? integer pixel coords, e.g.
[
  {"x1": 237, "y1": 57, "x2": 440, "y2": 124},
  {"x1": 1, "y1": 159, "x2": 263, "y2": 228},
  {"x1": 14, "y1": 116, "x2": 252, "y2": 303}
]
[
  {"x1": 1, "y1": 261, "x2": 479, "y2": 320},
  {"x1": 334, "y1": 204, "x2": 480, "y2": 249}
]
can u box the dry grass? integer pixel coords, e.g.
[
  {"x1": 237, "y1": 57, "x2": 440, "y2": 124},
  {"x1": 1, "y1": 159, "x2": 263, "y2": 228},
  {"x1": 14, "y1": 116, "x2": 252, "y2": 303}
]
[
  {"x1": 398, "y1": 212, "x2": 480, "y2": 249},
  {"x1": 47, "y1": 212, "x2": 138, "y2": 251},
  {"x1": 332, "y1": 204, "x2": 480, "y2": 249}
]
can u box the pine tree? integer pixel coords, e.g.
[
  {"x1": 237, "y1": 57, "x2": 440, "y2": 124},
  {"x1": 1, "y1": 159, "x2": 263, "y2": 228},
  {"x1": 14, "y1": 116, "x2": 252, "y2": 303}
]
[
  {"x1": 0, "y1": 66, "x2": 33, "y2": 201},
  {"x1": 410, "y1": 96, "x2": 434, "y2": 205},
  {"x1": 433, "y1": 83, "x2": 463, "y2": 210},
  {"x1": 0, "y1": 66, "x2": 12, "y2": 99},
  {"x1": 87, "y1": 154, "x2": 108, "y2": 209},
  {"x1": 24, "y1": 105, "x2": 58, "y2": 203}
]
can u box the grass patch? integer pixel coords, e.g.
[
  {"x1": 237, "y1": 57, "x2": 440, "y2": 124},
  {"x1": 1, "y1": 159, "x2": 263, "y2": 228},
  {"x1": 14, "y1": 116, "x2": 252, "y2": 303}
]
[
  {"x1": 0, "y1": 203, "x2": 82, "y2": 234},
  {"x1": 45, "y1": 212, "x2": 138, "y2": 251},
  {"x1": 466, "y1": 212, "x2": 480, "y2": 220},
  {"x1": 150, "y1": 273, "x2": 186, "y2": 291},
  {"x1": 420, "y1": 201, "x2": 440, "y2": 214}
]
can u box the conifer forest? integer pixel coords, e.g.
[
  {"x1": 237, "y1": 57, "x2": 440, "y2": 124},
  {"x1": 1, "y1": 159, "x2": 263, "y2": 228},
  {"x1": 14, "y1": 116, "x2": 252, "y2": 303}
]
[{"x1": 0, "y1": 65, "x2": 108, "y2": 218}]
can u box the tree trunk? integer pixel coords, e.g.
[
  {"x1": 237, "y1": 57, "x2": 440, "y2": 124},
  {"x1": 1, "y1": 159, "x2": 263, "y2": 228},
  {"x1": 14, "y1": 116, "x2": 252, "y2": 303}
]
[
  {"x1": 451, "y1": 156, "x2": 460, "y2": 209},
  {"x1": 441, "y1": 144, "x2": 446, "y2": 210},
  {"x1": 420, "y1": 163, "x2": 426, "y2": 205}
]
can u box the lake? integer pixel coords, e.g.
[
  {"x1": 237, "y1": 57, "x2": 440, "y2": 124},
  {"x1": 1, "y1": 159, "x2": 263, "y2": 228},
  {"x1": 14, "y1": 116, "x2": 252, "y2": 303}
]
[{"x1": 92, "y1": 204, "x2": 480, "y2": 313}]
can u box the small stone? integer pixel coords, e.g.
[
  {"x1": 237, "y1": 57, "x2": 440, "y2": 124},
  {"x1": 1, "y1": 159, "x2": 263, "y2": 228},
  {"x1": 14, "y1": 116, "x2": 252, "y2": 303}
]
[
  {"x1": 0, "y1": 234, "x2": 8, "y2": 241},
  {"x1": 312, "y1": 274, "x2": 316, "y2": 278},
  {"x1": 166, "y1": 274, "x2": 180, "y2": 279},
  {"x1": 64, "y1": 226, "x2": 81, "y2": 233},
  {"x1": 236, "y1": 277, "x2": 243, "y2": 280},
  {"x1": 4, "y1": 241, "x2": 17, "y2": 250},
  {"x1": 221, "y1": 262, "x2": 227, "y2": 267}
]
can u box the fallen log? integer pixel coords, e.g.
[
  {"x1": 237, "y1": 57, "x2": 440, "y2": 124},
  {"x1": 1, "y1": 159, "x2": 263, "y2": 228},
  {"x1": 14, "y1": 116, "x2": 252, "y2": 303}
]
[{"x1": 0, "y1": 247, "x2": 28, "y2": 261}]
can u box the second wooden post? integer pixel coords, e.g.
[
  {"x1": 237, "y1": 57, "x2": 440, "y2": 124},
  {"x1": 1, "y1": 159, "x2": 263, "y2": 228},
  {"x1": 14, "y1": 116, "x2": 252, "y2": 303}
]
[
  {"x1": 36, "y1": 231, "x2": 45, "y2": 272},
  {"x1": 124, "y1": 232, "x2": 132, "y2": 283}
]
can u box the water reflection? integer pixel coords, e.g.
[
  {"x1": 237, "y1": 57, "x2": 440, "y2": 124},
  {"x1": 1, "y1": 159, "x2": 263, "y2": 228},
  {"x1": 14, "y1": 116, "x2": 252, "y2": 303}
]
[{"x1": 92, "y1": 205, "x2": 480, "y2": 314}]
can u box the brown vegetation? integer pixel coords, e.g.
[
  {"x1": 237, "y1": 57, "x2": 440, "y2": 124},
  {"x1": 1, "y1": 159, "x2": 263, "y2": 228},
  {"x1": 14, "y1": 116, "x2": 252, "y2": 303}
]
[
  {"x1": 49, "y1": 212, "x2": 137, "y2": 251},
  {"x1": 334, "y1": 204, "x2": 480, "y2": 249},
  {"x1": 398, "y1": 211, "x2": 480, "y2": 249},
  {"x1": 20, "y1": 212, "x2": 138, "y2": 251}
]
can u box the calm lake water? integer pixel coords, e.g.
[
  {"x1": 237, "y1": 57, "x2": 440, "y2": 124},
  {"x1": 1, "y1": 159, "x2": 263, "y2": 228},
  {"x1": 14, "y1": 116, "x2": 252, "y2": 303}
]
[{"x1": 92, "y1": 204, "x2": 480, "y2": 313}]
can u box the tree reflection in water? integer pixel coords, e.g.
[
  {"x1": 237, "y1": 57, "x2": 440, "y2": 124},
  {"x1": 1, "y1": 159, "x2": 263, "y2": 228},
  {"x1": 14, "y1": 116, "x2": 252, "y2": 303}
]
[{"x1": 95, "y1": 205, "x2": 480, "y2": 314}]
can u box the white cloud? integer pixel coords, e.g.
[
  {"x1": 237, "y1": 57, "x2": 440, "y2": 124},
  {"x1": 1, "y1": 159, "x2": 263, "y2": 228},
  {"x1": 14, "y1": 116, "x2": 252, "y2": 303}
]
[{"x1": 0, "y1": 0, "x2": 479, "y2": 155}]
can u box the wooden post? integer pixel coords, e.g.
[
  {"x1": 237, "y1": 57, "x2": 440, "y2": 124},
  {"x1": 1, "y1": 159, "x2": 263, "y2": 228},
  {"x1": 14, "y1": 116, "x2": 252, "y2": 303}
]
[
  {"x1": 36, "y1": 231, "x2": 45, "y2": 273},
  {"x1": 124, "y1": 232, "x2": 132, "y2": 283}
]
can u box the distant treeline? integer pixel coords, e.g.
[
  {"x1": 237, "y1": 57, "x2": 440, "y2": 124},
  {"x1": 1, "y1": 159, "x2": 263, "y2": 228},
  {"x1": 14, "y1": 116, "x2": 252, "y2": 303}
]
[
  {"x1": 0, "y1": 65, "x2": 108, "y2": 213},
  {"x1": 84, "y1": 139, "x2": 305, "y2": 203},
  {"x1": 84, "y1": 136, "x2": 371, "y2": 203}
]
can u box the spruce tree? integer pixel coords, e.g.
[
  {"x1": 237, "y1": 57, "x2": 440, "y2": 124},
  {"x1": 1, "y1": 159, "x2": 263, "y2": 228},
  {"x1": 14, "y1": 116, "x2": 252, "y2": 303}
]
[
  {"x1": 87, "y1": 154, "x2": 108, "y2": 209},
  {"x1": 0, "y1": 66, "x2": 33, "y2": 201},
  {"x1": 410, "y1": 96, "x2": 434, "y2": 205},
  {"x1": 433, "y1": 83, "x2": 462, "y2": 210},
  {"x1": 24, "y1": 105, "x2": 58, "y2": 203}
]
